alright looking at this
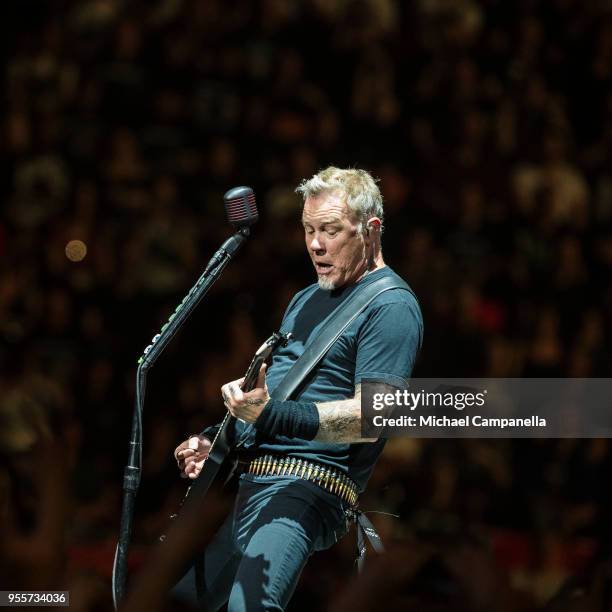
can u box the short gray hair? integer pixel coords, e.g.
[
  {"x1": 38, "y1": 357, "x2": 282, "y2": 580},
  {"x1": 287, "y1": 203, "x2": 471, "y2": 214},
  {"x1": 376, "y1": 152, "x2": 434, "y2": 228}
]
[{"x1": 295, "y1": 166, "x2": 384, "y2": 231}]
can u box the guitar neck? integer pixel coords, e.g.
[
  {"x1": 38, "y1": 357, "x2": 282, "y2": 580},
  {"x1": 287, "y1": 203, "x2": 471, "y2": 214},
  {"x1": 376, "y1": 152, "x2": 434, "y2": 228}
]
[{"x1": 241, "y1": 354, "x2": 265, "y2": 392}]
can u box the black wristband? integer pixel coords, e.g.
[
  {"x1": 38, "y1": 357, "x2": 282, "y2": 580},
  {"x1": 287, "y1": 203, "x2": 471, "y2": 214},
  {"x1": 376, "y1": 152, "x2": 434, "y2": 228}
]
[{"x1": 254, "y1": 399, "x2": 320, "y2": 440}]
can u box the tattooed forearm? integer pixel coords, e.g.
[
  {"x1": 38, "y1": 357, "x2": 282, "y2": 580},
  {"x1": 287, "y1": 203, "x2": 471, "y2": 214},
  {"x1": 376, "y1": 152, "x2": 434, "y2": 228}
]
[{"x1": 314, "y1": 393, "x2": 377, "y2": 443}]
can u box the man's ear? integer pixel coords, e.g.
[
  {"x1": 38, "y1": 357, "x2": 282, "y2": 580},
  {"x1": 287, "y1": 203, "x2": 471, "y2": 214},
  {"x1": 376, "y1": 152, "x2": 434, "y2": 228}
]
[{"x1": 366, "y1": 218, "x2": 382, "y2": 234}]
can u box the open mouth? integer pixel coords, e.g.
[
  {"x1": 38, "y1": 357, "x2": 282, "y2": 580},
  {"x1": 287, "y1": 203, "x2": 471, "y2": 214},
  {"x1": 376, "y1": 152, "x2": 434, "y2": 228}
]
[{"x1": 315, "y1": 262, "x2": 333, "y2": 274}]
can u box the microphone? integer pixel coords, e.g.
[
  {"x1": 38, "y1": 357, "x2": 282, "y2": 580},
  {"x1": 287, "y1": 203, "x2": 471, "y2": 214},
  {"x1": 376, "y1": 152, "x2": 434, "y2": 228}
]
[
  {"x1": 202, "y1": 186, "x2": 258, "y2": 274},
  {"x1": 223, "y1": 186, "x2": 258, "y2": 229}
]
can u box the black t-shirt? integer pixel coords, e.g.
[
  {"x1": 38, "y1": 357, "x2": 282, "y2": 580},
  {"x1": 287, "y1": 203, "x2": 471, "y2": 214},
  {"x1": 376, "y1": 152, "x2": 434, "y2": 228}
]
[{"x1": 238, "y1": 266, "x2": 423, "y2": 491}]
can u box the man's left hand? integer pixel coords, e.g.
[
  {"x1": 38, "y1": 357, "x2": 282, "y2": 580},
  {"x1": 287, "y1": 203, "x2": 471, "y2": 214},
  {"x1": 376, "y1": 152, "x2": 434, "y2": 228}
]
[{"x1": 221, "y1": 363, "x2": 269, "y2": 423}]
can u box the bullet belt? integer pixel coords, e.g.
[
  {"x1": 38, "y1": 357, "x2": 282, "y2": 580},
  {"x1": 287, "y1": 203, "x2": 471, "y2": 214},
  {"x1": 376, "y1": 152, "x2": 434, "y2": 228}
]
[{"x1": 246, "y1": 454, "x2": 359, "y2": 507}]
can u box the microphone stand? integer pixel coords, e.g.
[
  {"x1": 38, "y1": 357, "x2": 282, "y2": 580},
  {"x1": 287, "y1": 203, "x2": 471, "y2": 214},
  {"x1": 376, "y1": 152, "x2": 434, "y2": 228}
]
[{"x1": 112, "y1": 227, "x2": 250, "y2": 609}]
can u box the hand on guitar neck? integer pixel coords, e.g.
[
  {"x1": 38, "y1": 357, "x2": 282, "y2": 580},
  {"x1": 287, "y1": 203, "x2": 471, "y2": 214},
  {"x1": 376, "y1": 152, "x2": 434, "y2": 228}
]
[{"x1": 221, "y1": 363, "x2": 269, "y2": 423}]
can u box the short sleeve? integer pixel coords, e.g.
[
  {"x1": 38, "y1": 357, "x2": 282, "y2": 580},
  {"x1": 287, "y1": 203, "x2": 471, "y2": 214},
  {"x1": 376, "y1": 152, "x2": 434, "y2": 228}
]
[{"x1": 354, "y1": 295, "x2": 423, "y2": 390}]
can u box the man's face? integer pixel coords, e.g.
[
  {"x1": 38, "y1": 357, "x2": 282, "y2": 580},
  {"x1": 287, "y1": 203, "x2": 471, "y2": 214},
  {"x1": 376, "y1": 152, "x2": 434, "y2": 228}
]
[{"x1": 302, "y1": 191, "x2": 369, "y2": 290}]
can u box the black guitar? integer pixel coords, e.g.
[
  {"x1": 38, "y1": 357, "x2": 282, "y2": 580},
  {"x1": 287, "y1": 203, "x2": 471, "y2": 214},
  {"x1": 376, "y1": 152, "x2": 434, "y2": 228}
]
[{"x1": 167, "y1": 331, "x2": 291, "y2": 526}]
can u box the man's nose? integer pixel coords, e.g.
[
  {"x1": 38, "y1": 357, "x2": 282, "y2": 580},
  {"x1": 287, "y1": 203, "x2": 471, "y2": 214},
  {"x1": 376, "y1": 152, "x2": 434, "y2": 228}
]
[{"x1": 310, "y1": 235, "x2": 324, "y2": 253}]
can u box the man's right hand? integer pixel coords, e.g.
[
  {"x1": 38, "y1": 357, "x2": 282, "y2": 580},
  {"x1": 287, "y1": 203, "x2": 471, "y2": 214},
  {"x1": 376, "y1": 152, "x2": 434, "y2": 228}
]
[{"x1": 173, "y1": 435, "x2": 212, "y2": 479}]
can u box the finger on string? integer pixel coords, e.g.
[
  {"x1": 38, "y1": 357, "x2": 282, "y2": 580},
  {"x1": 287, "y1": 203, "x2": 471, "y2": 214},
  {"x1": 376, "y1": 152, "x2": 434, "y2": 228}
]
[
  {"x1": 256, "y1": 363, "x2": 267, "y2": 389},
  {"x1": 229, "y1": 383, "x2": 243, "y2": 401}
]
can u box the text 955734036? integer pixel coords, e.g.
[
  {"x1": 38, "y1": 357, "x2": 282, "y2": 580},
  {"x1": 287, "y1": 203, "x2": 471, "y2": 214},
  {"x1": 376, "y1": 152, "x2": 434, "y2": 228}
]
[{"x1": 0, "y1": 592, "x2": 69, "y2": 607}]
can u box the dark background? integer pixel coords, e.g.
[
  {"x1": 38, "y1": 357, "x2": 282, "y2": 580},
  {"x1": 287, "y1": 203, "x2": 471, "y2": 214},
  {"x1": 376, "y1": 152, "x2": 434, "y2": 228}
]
[{"x1": 2, "y1": 0, "x2": 612, "y2": 609}]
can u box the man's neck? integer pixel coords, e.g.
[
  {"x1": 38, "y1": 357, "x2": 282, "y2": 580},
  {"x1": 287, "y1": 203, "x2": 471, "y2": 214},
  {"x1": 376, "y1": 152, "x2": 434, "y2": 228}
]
[{"x1": 356, "y1": 255, "x2": 386, "y2": 284}]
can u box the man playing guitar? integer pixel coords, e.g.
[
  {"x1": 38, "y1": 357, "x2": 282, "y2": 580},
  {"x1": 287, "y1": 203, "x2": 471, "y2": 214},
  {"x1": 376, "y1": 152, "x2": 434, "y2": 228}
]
[{"x1": 173, "y1": 167, "x2": 423, "y2": 611}]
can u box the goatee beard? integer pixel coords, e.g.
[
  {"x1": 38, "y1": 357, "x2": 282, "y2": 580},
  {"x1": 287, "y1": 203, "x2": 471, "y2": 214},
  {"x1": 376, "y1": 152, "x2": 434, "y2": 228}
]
[{"x1": 317, "y1": 276, "x2": 337, "y2": 290}]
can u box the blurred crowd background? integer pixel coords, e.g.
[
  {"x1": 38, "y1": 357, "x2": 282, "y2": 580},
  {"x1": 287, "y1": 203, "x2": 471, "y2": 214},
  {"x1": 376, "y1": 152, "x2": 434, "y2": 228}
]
[{"x1": 2, "y1": 0, "x2": 612, "y2": 609}]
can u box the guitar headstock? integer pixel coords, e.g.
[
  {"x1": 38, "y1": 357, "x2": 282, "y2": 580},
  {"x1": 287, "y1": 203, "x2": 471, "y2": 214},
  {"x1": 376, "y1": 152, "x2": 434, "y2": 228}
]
[
  {"x1": 254, "y1": 331, "x2": 292, "y2": 360},
  {"x1": 241, "y1": 332, "x2": 292, "y2": 391}
]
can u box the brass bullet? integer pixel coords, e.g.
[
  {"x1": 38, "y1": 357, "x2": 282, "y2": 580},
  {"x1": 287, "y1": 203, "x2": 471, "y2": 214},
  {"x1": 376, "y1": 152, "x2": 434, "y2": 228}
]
[
  {"x1": 333, "y1": 478, "x2": 340, "y2": 495},
  {"x1": 312, "y1": 465, "x2": 320, "y2": 483}
]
